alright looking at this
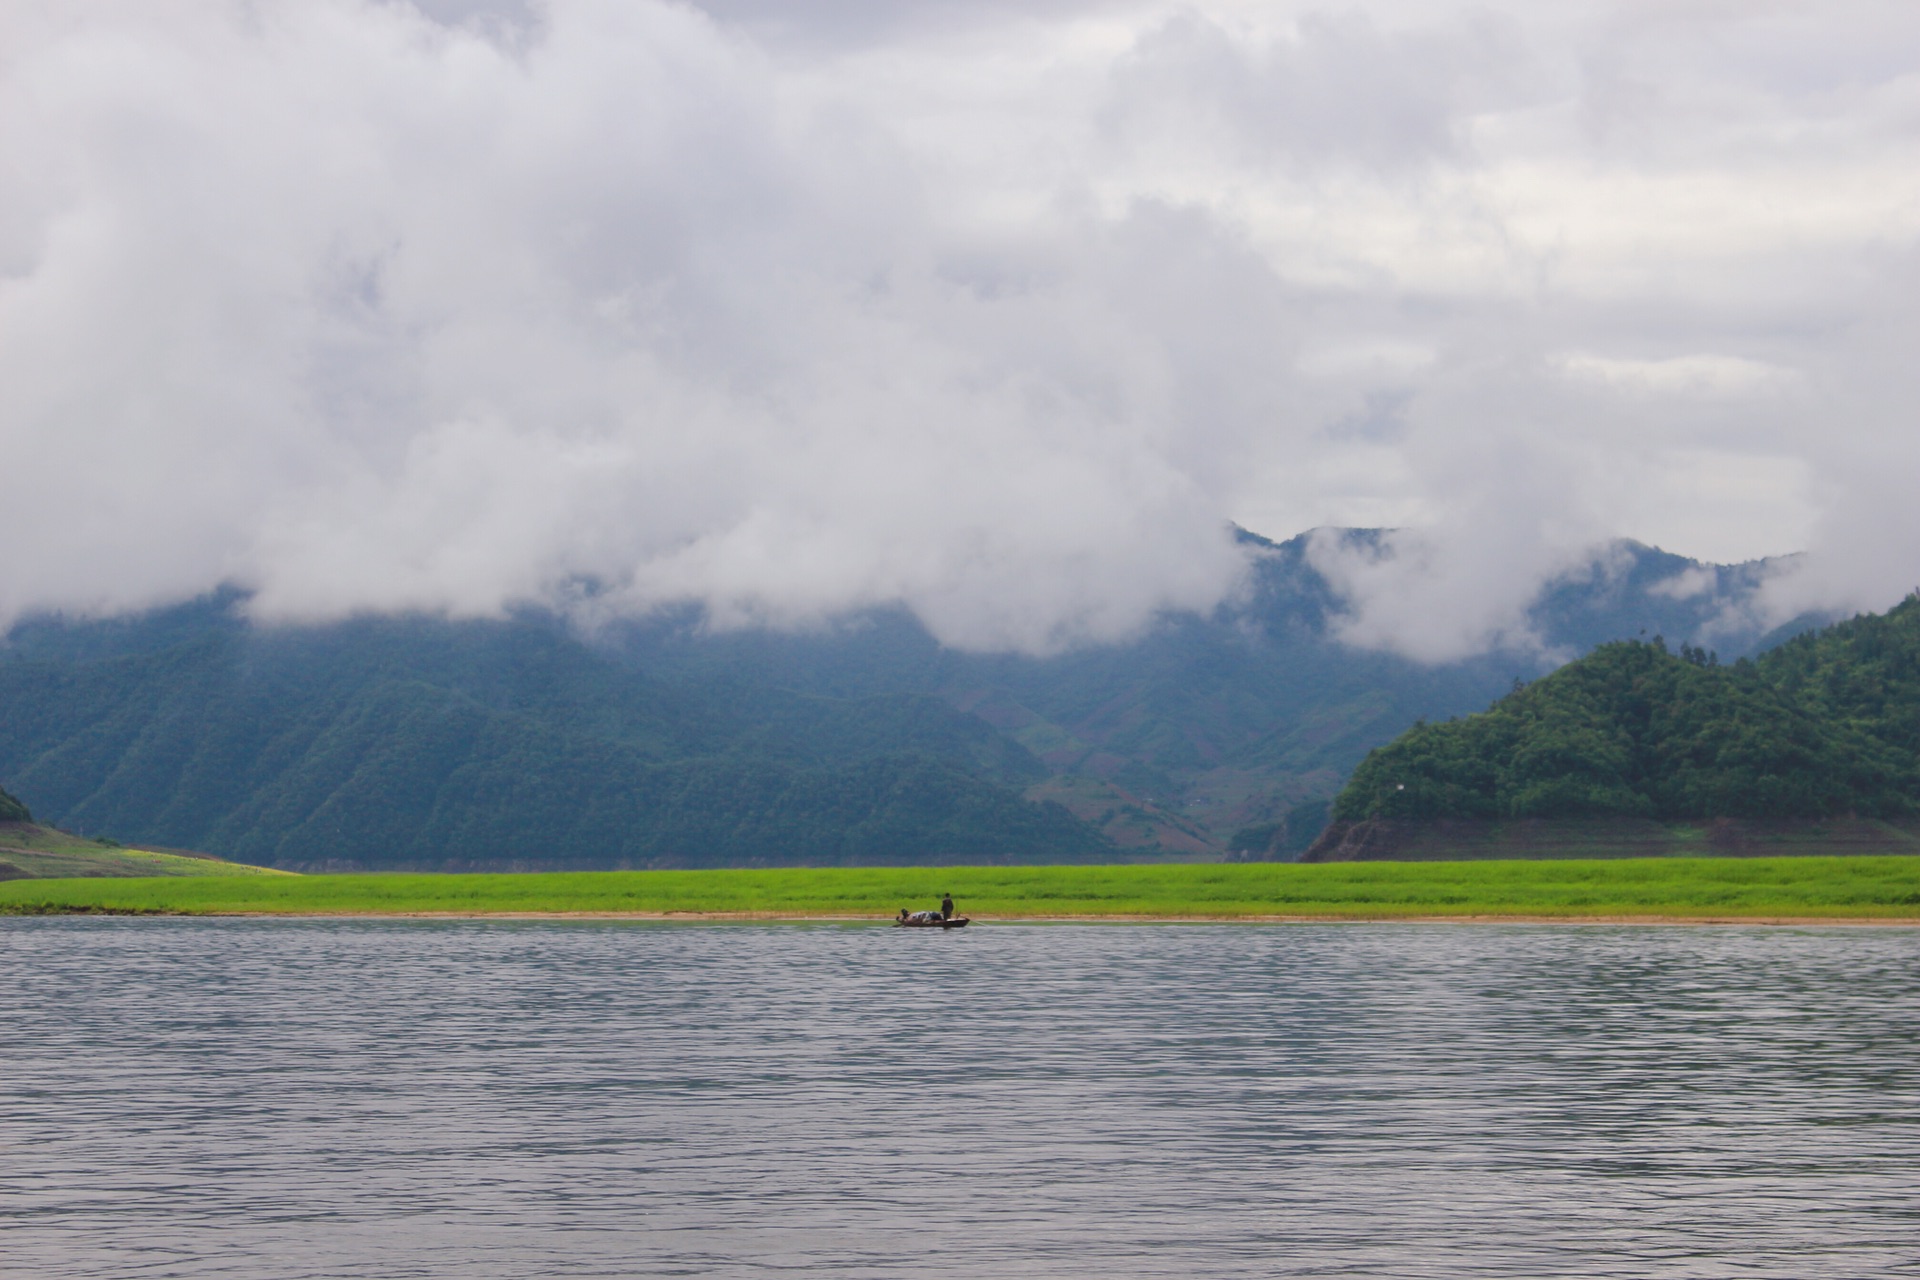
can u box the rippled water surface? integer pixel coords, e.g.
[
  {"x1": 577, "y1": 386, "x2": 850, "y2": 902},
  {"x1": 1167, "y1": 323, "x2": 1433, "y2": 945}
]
[{"x1": 3, "y1": 919, "x2": 1917, "y2": 1278}]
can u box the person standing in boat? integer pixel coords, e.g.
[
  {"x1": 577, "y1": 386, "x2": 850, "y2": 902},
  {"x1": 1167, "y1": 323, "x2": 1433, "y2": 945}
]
[{"x1": 941, "y1": 893, "x2": 954, "y2": 920}]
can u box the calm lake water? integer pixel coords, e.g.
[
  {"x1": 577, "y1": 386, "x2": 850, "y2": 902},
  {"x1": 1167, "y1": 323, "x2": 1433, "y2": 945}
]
[{"x1": 2, "y1": 919, "x2": 1917, "y2": 1278}]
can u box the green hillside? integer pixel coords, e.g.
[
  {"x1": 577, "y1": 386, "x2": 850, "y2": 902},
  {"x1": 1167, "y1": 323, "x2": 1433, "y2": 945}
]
[
  {"x1": 605, "y1": 530, "x2": 1811, "y2": 849},
  {"x1": 1327, "y1": 595, "x2": 1920, "y2": 839},
  {"x1": 0, "y1": 532, "x2": 1826, "y2": 870},
  {"x1": 0, "y1": 812, "x2": 285, "y2": 880},
  {"x1": 0, "y1": 609, "x2": 1107, "y2": 870}
]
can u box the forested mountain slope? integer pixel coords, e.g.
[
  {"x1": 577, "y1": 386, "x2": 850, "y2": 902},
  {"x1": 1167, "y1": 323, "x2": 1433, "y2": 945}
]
[
  {"x1": 607, "y1": 529, "x2": 1813, "y2": 852},
  {"x1": 1315, "y1": 595, "x2": 1920, "y2": 858},
  {"x1": 0, "y1": 529, "x2": 1821, "y2": 869},
  {"x1": 0, "y1": 603, "x2": 1099, "y2": 870}
]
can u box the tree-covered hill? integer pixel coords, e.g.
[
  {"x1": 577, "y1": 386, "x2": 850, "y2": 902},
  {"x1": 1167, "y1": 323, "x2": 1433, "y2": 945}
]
[
  {"x1": 602, "y1": 528, "x2": 1814, "y2": 849},
  {"x1": 0, "y1": 529, "x2": 1830, "y2": 869},
  {"x1": 0, "y1": 604, "x2": 1102, "y2": 870},
  {"x1": 1324, "y1": 595, "x2": 1920, "y2": 839},
  {"x1": 0, "y1": 782, "x2": 29, "y2": 825}
]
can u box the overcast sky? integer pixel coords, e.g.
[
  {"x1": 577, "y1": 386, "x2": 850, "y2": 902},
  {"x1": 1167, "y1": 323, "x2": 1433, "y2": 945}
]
[{"x1": 3, "y1": 0, "x2": 1916, "y2": 657}]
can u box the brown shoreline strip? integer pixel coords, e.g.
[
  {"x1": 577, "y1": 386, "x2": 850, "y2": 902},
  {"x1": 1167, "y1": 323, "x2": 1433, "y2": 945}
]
[{"x1": 95, "y1": 910, "x2": 1920, "y2": 925}]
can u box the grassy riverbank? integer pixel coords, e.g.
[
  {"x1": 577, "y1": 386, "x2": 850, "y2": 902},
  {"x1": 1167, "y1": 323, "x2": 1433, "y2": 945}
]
[
  {"x1": 2, "y1": 857, "x2": 1918, "y2": 919},
  {"x1": 0, "y1": 822, "x2": 292, "y2": 881}
]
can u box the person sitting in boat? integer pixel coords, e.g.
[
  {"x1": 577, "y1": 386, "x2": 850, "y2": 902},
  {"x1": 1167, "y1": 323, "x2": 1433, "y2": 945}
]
[
  {"x1": 898, "y1": 908, "x2": 909, "y2": 923},
  {"x1": 941, "y1": 893, "x2": 954, "y2": 920},
  {"x1": 905, "y1": 909, "x2": 945, "y2": 924}
]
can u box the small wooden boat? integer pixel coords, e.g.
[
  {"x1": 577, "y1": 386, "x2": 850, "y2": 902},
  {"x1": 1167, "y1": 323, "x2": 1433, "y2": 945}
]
[{"x1": 894, "y1": 912, "x2": 969, "y2": 929}]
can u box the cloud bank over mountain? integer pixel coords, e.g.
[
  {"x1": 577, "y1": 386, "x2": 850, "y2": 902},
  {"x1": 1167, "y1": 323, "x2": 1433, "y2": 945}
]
[{"x1": 2, "y1": 0, "x2": 1916, "y2": 656}]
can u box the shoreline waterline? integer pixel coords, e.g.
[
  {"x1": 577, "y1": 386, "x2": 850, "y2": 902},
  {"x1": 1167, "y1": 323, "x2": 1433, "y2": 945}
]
[{"x1": 12, "y1": 908, "x2": 1920, "y2": 925}]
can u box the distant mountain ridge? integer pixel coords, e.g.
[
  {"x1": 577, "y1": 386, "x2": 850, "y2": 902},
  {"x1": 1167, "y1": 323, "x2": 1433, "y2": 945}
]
[
  {"x1": 0, "y1": 529, "x2": 1828, "y2": 869},
  {"x1": 605, "y1": 528, "x2": 1813, "y2": 850}
]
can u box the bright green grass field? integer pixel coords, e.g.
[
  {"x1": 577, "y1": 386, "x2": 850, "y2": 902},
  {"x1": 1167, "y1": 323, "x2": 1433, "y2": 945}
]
[{"x1": 3, "y1": 857, "x2": 1918, "y2": 919}]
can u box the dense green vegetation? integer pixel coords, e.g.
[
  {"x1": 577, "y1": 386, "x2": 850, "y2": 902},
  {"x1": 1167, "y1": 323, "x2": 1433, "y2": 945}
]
[
  {"x1": 0, "y1": 782, "x2": 28, "y2": 824},
  {"x1": 0, "y1": 605, "x2": 1104, "y2": 870},
  {"x1": 1336, "y1": 596, "x2": 1920, "y2": 824},
  {"x1": 3, "y1": 857, "x2": 1915, "y2": 919},
  {"x1": 0, "y1": 533, "x2": 1805, "y2": 869},
  {"x1": 627, "y1": 531, "x2": 1808, "y2": 845}
]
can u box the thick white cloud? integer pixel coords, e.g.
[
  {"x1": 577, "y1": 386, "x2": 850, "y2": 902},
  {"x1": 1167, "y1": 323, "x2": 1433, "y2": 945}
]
[{"x1": 2, "y1": 0, "x2": 1916, "y2": 656}]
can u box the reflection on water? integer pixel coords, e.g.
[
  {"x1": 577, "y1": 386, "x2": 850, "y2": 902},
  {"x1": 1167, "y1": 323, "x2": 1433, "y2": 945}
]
[{"x1": 2, "y1": 919, "x2": 1916, "y2": 1278}]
